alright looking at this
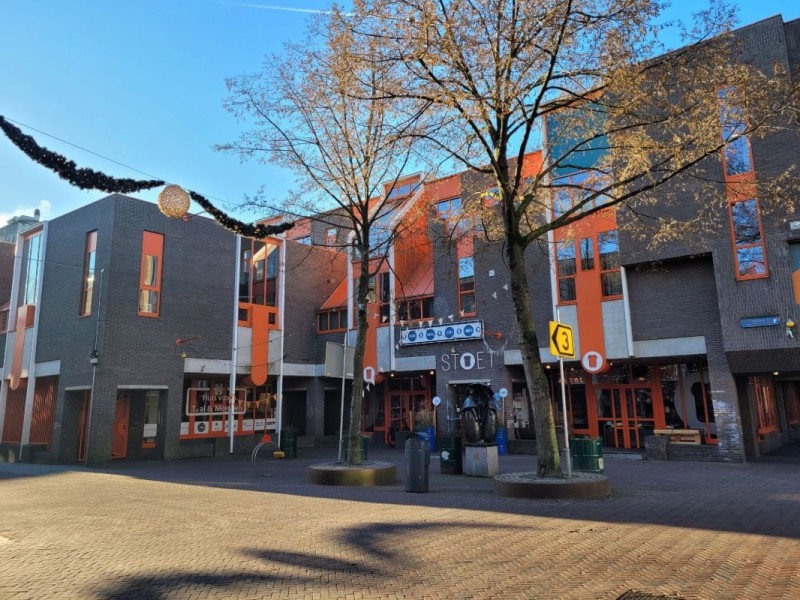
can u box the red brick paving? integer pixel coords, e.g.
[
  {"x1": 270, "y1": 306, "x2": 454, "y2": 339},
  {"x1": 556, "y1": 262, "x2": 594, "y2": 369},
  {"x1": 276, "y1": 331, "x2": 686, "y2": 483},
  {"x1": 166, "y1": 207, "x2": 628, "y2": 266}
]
[{"x1": 0, "y1": 448, "x2": 798, "y2": 599}]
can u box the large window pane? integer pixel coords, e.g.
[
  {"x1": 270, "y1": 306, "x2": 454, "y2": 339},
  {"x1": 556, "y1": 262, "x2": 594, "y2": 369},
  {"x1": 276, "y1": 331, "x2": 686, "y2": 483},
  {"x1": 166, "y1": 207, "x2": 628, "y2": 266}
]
[
  {"x1": 557, "y1": 241, "x2": 576, "y2": 276},
  {"x1": 731, "y1": 200, "x2": 760, "y2": 245},
  {"x1": 601, "y1": 271, "x2": 622, "y2": 297},
  {"x1": 138, "y1": 290, "x2": 159, "y2": 314},
  {"x1": 142, "y1": 255, "x2": 158, "y2": 286},
  {"x1": 736, "y1": 246, "x2": 766, "y2": 277},
  {"x1": 598, "y1": 231, "x2": 620, "y2": 270},
  {"x1": 559, "y1": 278, "x2": 576, "y2": 302},
  {"x1": 580, "y1": 237, "x2": 594, "y2": 271}
]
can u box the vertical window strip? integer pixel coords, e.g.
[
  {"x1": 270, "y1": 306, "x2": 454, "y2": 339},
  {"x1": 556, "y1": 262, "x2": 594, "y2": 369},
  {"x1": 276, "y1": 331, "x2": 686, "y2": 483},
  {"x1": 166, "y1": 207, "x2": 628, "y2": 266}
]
[
  {"x1": 18, "y1": 233, "x2": 43, "y2": 307},
  {"x1": 458, "y1": 256, "x2": 476, "y2": 315},
  {"x1": 80, "y1": 231, "x2": 97, "y2": 316},
  {"x1": 139, "y1": 232, "x2": 164, "y2": 316},
  {"x1": 717, "y1": 88, "x2": 754, "y2": 176},
  {"x1": 556, "y1": 240, "x2": 576, "y2": 303},
  {"x1": 729, "y1": 198, "x2": 767, "y2": 278},
  {"x1": 598, "y1": 230, "x2": 622, "y2": 297}
]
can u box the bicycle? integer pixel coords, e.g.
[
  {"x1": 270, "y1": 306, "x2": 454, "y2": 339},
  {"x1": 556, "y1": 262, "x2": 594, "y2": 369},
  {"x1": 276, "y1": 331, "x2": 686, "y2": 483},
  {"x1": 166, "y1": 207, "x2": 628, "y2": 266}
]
[{"x1": 251, "y1": 433, "x2": 284, "y2": 477}]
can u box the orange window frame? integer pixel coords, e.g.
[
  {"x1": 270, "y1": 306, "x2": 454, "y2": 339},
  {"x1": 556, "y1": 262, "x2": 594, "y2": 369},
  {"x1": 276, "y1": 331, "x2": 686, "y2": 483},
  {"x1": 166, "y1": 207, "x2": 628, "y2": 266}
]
[
  {"x1": 457, "y1": 255, "x2": 476, "y2": 317},
  {"x1": 317, "y1": 308, "x2": 348, "y2": 333},
  {"x1": 80, "y1": 231, "x2": 97, "y2": 316},
  {"x1": 597, "y1": 230, "x2": 623, "y2": 299},
  {"x1": 555, "y1": 239, "x2": 577, "y2": 305},
  {"x1": 138, "y1": 231, "x2": 164, "y2": 317},
  {"x1": 728, "y1": 198, "x2": 768, "y2": 280}
]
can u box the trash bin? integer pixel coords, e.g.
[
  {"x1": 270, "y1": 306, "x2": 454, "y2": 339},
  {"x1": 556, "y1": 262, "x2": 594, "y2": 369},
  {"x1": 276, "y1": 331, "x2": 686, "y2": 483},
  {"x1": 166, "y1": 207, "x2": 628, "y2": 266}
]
[
  {"x1": 341, "y1": 435, "x2": 369, "y2": 461},
  {"x1": 570, "y1": 437, "x2": 604, "y2": 473},
  {"x1": 405, "y1": 432, "x2": 430, "y2": 492},
  {"x1": 496, "y1": 426, "x2": 508, "y2": 456},
  {"x1": 439, "y1": 435, "x2": 462, "y2": 475},
  {"x1": 281, "y1": 431, "x2": 297, "y2": 459}
]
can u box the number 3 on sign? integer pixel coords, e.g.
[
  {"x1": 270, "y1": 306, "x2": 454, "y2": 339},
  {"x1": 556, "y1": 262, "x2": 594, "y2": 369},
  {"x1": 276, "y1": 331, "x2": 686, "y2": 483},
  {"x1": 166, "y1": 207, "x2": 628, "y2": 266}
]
[{"x1": 548, "y1": 321, "x2": 575, "y2": 359}]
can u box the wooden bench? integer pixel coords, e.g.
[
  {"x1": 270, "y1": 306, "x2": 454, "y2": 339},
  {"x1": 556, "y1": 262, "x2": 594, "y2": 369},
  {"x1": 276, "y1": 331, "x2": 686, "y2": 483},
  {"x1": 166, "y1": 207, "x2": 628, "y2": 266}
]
[{"x1": 654, "y1": 428, "x2": 701, "y2": 445}]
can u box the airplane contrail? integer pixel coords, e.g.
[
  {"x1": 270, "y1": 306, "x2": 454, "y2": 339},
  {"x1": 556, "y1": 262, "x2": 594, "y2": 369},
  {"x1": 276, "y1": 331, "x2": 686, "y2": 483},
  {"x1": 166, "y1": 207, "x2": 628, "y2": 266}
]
[{"x1": 222, "y1": 2, "x2": 339, "y2": 14}]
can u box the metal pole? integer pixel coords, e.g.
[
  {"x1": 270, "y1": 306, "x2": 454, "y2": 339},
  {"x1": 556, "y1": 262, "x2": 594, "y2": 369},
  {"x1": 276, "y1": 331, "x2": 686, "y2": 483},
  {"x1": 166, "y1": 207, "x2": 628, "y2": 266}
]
[
  {"x1": 85, "y1": 267, "x2": 104, "y2": 464},
  {"x1": 276, "y1": 238, "x2": 287, "y2": 448},
  {"x1": 338, "y1": 332, "x2": 347, "y2": 462},
  {"x1": 555, "y1": 306, "x2": 572, "y2": 478},
  {"x1": 229, "y1": 235, "x2": 241, "y2": 454}
]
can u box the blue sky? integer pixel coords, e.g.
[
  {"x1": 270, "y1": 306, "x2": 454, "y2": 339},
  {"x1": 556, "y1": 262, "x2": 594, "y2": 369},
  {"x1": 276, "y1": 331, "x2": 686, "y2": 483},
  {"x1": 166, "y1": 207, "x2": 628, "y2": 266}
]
[{"x1": 1, "y1": 0, "x2": 797, "y2": 225}]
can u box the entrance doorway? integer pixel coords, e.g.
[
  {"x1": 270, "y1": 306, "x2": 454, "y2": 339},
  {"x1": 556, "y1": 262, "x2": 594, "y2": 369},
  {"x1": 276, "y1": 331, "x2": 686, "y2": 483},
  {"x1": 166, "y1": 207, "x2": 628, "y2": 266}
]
[
  {"x1": 112, "y1": 393, "x2": 130, "y2": 458},
  {"x1": 596, "y1": 386, "x2": 656, "y2": 449},
  {"x1": 376, "y1": 374, "x2": 432, "y2": 444}
]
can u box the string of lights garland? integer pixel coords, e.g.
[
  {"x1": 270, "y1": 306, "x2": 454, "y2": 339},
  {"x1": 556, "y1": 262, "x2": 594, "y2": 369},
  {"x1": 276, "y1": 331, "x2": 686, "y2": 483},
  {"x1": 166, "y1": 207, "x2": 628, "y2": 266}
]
[{"x1": 0, "y1": 115, "x2": 294, "y2": 239}]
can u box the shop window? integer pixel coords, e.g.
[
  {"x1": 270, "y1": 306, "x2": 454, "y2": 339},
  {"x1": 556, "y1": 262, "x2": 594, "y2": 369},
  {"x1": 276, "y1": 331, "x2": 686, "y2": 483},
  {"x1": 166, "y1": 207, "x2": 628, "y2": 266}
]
[
  {"x1": 458, "y1": 256, "x2": 476, "y2": 316},
  {"x1": 556, "y1": 240, "x2": 576, "y2": 302},
  {"x1": 138, "y1": 231, "x2": 164, "y2": 317},
  {"x1": 751, "y1": 375, "x2": 779, "y2": 435},
  {"x1": 397, "y1": 296, "x2": 434, "y2": 322},
  {"x1": 80, "y1": 231, "x2": 97, "y2": 316},
  {"x1": 718, "y1": 88, "x2": 753, "y2": 176},
  {"x1": 729, "y1": 198, "x2": 767, "y2": 279},
  {"x1": 318, "y1": 308, "x2": 348, "y2": 333},
  {"x1": 598, "y1": 230, "x2": 622, "y2": 297},
  {"x1": 18, "y1": 229, "x2": 43, "y2": 307}
]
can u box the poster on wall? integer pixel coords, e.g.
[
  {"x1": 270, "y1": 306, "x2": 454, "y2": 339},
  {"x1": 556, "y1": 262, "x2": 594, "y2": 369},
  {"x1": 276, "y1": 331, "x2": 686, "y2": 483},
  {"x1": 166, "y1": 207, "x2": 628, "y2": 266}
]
[{"x1": 400, "y1": 320, "x2": 483, "y2": 346}]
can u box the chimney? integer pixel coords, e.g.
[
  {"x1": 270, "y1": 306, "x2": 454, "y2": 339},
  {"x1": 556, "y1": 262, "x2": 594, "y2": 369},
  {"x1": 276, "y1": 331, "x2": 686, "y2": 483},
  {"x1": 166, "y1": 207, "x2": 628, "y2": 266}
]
[{"x1": 34, "y1": 209, "x2": 40, "y2": 221}]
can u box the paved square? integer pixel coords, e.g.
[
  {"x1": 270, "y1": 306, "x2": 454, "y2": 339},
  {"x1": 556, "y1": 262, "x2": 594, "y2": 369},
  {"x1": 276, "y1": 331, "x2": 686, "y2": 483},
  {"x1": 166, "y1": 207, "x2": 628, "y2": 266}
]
[{"x1": 1, "y1": 448, "x2": 798, "y2": 599}]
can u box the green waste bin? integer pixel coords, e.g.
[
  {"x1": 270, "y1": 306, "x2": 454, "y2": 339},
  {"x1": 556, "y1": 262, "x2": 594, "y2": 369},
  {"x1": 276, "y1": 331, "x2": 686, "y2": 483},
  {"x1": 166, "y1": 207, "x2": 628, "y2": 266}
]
[
  {"x1": 281, "y1": 431, "x2": 298, "y2": 459},
  {"x1": 341, "y1": 435, "x2": 370, "y2": 461},
  {"x1": 570, "y1": 437, "x2": 603, "y2": 473},
  {"x1": 439, "y1": 435, "x2": 462, "y2": 474}
]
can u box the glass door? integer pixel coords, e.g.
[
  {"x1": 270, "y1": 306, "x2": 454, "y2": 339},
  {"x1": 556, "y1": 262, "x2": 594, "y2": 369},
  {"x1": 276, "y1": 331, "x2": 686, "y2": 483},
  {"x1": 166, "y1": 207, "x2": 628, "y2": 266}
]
[
  {"x1": 596, "y1": 386, "x2": 655, "y2": 448},
  {"x1": 596, "y1": 388, "x2": 623, "y2": 448}
]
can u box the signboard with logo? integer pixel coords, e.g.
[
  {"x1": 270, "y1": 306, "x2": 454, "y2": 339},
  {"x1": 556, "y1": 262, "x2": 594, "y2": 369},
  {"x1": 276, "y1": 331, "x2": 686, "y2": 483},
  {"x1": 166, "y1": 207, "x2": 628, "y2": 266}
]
[{"x1": 400, "y1": 320, "x2": 483, "y2": 346}]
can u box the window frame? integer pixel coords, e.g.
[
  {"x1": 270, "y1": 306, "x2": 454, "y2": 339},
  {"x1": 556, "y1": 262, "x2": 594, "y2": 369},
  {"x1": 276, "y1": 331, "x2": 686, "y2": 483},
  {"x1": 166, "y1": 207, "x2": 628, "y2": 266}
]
[
  {"x1": 138, "y1": 231, "x2": 164, "y2": 317},
  {"x1": 555, "y1": 239, "x2": 577, "y2": 304},
  {"x1": 597, "y1": 230, "x2": 623, "y2": 299},
  {"x1": 458, "y1": 255, "x2": 476, "y2": 316},
  {"x1": 397, "y1": 295, "x2": 434, "y2": 323},
  {"x1": 728, "y1": 198, "x2": 768, "y2": 280},
  {"x1": 317, "y1": 308, "x2": 349, "y2": 333},
  {"x1": 80, "y1": 231, "x2": 97, "y2": 317}
]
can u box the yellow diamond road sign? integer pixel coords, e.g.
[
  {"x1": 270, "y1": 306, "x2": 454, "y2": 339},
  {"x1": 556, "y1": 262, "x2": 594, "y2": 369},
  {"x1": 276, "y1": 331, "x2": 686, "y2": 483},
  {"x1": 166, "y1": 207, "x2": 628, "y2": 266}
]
[{"x1": 549, "y1": 321, "x2": 575, "y2": 359}]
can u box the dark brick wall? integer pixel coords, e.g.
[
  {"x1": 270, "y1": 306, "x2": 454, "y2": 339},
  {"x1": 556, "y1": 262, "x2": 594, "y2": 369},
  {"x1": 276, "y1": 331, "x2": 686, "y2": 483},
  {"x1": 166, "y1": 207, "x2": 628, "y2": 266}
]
[
  {"x1": 0, "y1": 241, "x2": 14, "y2": 307},
  {"x1": 29, "y1": 195, "x2": 236, "y2": 465}
]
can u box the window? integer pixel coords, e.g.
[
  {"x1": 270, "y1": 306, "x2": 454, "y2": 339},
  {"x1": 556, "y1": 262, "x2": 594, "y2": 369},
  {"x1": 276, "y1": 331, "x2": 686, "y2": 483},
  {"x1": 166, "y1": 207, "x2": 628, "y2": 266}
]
[
  {"x1": 80, "y1": 231, "x2": 97, "y2": 316},
  {"x1": 436, "y1": 197, "x2": 461, "y2": 220},
  {"x1": 458, "y1": 256, "x2": 476, "y2": 315},
  {"x1": 751, "y1": 375, "x2": 779, "y2": 435},
  {"x1": 718, "y1": 88, "x2": 753, "y2": 176},
  {"x1": 326, "y1": 228, "x2": 337, "y2": 248},
  {"x1": 295, "y1": 235, "x2": 311, "y2": 245},
  {"x1": 387, "y1": 181, "x2": 420, "y2": 199},
  {"x1": 556, "y1": 240, "x2": 576, "y2": 302},
  {"x1": 379, "y1": 272, "x2": 390, "y2": 322},
  {"x1": 598, "y1": 230, "x2": 622, "y2": 297},
  {"x1": 18, "y1": 231, "x2": 43, "y2": 306},
  {"x1": 253, "y1": 259, "x2": 265, "y2": 281},
  {"x1": 397, "y1": 296, "x2": 434, "y2": 322},
  {"x1": 579, "y1": 237, "x2": 594, "y2": 271},
  {"x1": 139, "y1": 232, "x2": 164, "y2": 316},
  {"x1": 729, "y1": 198, "x2": 767, "y2": 278},
  {"x1": 317, "y1": 308, "x2": 348, "y2": 333},
  {"x1": 551, "y1": 170, "x2": 608, "y2": 219}
]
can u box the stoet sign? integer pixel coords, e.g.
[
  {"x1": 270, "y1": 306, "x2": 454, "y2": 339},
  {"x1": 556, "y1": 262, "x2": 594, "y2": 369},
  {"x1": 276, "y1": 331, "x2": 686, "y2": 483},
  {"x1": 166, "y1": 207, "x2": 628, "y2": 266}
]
[{"x1": 400, "y1": 320, "x2": 483, "y2": 346}]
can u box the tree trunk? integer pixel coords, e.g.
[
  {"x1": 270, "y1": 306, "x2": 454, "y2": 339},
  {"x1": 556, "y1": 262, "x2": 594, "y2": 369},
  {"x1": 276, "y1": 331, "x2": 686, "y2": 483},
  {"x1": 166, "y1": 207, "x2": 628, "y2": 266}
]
[
  {"x1": 506, "y1": 237, "x2": 563, "y2": 477},
  {"x1": 347, "y1": 249, "x2": 371, "y2": 465}
]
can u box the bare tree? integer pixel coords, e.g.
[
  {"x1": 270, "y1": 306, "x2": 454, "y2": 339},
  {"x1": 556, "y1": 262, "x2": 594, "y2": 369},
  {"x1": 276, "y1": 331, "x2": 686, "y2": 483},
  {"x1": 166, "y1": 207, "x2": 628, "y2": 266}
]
[
  {"x1": 218, "y1": 9, "x2": 426, "y2": 464},
  {"x1": 341, "y1": 0, "x2": 799, "y2": 476}
]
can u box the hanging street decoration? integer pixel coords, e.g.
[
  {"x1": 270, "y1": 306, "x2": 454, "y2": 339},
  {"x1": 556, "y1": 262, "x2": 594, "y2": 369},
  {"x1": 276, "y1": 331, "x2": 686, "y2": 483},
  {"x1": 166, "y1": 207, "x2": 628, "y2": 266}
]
[
  {"x1": 157, "y1": 184, "x2": 191, "y2": 218},
  {"x1": 0, "y1": 115, "x2": 294, "y2": 239}
]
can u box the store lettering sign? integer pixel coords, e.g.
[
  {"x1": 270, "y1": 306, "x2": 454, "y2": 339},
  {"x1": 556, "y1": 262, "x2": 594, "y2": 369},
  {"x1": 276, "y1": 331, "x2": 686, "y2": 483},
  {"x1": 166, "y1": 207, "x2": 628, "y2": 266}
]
[
  {"x1": 185, "y1": 387, "x2": 247, "y2": 416},
  {"x1": 440, "y1": 350, "x2": 494, "y2": 372},
  {"x1": 400, "y1": 320, "x2": 482, "y2": 346}
]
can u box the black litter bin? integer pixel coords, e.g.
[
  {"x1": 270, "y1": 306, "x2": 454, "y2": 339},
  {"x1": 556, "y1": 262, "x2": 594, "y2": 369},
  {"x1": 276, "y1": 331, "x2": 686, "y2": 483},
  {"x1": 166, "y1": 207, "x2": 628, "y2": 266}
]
[
  {"x1": 439, "y1": 435, "x2": 462, "y2": 474},
  {"x1": 405, "y1": 432, "x2": 430, "y2": 492},
  {"x1": 281, "y1": 431, "x2": 297, "y2": 459},
  {"x1": 341, "y1": 435, "x2": 370, "y2": 461}
]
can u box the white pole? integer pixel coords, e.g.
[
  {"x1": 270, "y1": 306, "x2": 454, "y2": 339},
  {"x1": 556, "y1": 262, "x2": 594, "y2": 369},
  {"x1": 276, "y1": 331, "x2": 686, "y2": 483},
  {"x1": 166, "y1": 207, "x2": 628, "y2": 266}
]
[
  {"x1": 556, "y1": 306, "x2": 572, "y2": 478},
  {"x1": 276, "y1": 238, "x2": 287, "y2": 448},
  {"x1": 338, "y1": 332, "x2": 347, "y2": 462},
  {"x1": 229, "y1": 235, "x2": 241, "y2": 454}
]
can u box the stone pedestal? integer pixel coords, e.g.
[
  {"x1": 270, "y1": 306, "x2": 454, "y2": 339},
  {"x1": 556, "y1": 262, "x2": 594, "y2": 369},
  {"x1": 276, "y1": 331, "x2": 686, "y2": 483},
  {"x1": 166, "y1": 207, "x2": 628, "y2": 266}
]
[{"x1": 462, "y1": 444, "x2": 499, "y2": 477}]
